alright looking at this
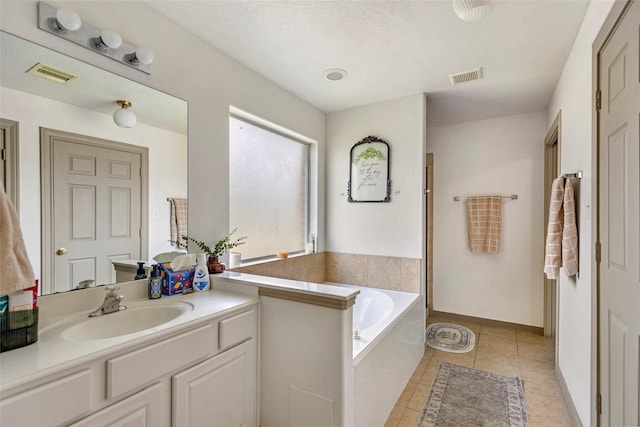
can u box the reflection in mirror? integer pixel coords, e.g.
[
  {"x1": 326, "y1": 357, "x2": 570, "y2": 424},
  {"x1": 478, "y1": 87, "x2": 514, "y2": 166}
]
[{"x1": 0, "y1": 31, "x2": 188, "y2": 295}]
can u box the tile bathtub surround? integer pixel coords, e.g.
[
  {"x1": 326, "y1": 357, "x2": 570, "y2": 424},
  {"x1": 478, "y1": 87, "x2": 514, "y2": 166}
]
[
  {"x1": 327, "y1": 252, "x2": 421, "y2": 293},
  {"x1": 385, "y1": 313, "x2": 574, "y2": 427},
  {"x1": 232, "y1": 251, "x2": 422, "y2": 293},
  {"x1": 230, "y1": 252, "x2": 326, "y2": 283}
]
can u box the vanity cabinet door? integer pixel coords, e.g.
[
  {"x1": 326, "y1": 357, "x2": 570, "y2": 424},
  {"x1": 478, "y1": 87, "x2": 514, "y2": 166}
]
[
  {"x1": 172, "y1": 340, "x2": 257, "y2": 427},
  {"x1": 68, "y1": 382, "x2": 165, "y2": 427}
]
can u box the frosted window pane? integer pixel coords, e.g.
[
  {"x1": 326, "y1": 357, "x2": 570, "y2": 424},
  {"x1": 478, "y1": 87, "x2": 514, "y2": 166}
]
[{"x1": 229, "y1": 116, "x2": 308, "y2": 260}]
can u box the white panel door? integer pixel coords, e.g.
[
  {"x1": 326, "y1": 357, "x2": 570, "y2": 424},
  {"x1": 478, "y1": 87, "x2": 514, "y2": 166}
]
[
  {"x1": 51, "y1": 135, "x2": 142, "y2": 292},
  {"x1": 598, "y1": 1, "x2": 640, "y2": 425}
]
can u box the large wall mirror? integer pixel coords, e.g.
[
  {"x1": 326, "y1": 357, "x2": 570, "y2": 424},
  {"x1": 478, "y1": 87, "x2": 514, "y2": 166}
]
[{"x1": 0, "y1": 31, "x2": 188, "y2": 295}]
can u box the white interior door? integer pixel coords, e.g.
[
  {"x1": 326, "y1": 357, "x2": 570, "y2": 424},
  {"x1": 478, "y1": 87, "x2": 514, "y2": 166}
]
[
  {"x1": 598, "y1": 1, "x2": 640, "y2": 425},
  {"x1": 42, "y1": 129, "x2": 144, "y2": 293}
]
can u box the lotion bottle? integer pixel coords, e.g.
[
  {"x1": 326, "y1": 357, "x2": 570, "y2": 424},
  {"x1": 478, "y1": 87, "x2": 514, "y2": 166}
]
[{"x1": 192, "y1": 253, "x2": 210, "y2": 292}]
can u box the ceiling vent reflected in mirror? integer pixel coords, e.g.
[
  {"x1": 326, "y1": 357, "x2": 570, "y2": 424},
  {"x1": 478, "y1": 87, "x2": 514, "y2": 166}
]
[{"x1": 26, "y1": 62, "x2": 78, "y2": 84}]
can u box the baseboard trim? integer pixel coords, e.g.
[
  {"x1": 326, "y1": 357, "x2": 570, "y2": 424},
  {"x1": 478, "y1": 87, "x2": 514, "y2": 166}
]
[
  {"x1": 556, "y1": 366, "x2": 583, "y2": 427},
  {"x1": 430, "y1": 310, "x2": 544, "y2": 335}
]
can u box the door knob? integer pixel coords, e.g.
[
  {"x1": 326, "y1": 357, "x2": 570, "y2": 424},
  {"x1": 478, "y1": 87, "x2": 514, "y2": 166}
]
[{"x1": 56, "y1": 248, "x2": 68, "y2": 255}]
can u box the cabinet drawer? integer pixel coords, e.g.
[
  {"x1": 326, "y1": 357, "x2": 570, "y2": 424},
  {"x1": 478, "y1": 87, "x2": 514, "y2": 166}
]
[
  {"x1": 219, "y1": 308, "x2": 257, "y2": 350},
  {"x1": 107, "y1": 323, "x2": 215, "y2": 399},
  {"x1": 0, "y1": 369, "x2": 92, "y2": 427}
]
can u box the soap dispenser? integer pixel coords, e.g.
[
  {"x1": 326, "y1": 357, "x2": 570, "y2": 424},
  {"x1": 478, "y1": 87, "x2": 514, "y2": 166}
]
[
  {"x1": 135, "y1": 261, "x2": 147, "y2": 280},
  {"x1": 192, "y1": 253, "x2": 210, "y2": 292},
  {"x1": 148, "y1": 264, "x2": 162, "y2": 299}
]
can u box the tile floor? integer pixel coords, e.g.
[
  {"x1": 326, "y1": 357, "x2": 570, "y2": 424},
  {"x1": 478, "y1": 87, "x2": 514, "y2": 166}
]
[{"x1": 384, "y1": 312, "x2": 575, "y2": 427}]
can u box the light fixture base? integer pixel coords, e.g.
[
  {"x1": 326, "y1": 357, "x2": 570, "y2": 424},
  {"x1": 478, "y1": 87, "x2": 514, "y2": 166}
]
[
  {"x1": 324, "y1": 68, "x2": 348, "y2": 81},
  {"x1": 37, "y1": 2, "x2": 152, "y2": 74}
]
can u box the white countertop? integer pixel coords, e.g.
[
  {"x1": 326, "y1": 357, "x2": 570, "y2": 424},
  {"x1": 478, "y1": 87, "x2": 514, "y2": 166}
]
[
  {"x1": 1, "y1": 273, "x2": 361, "y2": 395},
  {"x1": 216, "y1": 271, "x2": 360, "y2": 301},
  {"x1": 0, "y1": 290, "x2": 258, "y2": 393}
]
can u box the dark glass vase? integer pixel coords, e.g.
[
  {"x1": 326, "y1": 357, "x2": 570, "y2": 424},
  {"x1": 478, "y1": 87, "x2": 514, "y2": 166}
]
[{"x1": 207, "y1": 256, "x2": 226, "y2": 274}]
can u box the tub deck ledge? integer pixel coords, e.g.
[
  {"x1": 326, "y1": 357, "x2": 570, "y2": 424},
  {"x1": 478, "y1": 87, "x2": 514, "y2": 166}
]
[{"x1": 215, "y1": 271, "x2": 360, "y2": 310}]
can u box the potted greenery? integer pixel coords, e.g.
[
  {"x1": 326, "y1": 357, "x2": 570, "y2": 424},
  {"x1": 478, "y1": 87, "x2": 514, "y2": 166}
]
[{"x1": 179, "y1": 228, "x2": 247, "y2": 273}]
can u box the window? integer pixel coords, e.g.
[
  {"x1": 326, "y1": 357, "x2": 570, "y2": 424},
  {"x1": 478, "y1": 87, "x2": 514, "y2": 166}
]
[{"x1": 229, "y1": 115, "x2": 309, "y2": 260}]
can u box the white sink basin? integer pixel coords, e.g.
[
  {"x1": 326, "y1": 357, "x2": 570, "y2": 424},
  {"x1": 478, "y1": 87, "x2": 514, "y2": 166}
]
[{"x1": 40, "y1": 301, "x2": 194, "y2": 341}]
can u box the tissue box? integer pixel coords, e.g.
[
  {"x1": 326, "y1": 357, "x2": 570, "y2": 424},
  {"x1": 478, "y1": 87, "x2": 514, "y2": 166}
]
[{"x1": 160, "y1": 263, "x2": 194, "y2": 295}]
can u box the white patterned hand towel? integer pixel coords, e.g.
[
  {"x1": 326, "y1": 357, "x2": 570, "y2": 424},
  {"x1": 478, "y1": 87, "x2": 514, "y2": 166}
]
[
  {"x1": 466, "y1": 195, "x2": 502, "y2": 254},
  {"x1": 0, "y1": 187, "x2": 35, "y2": 295},
  {"x1": 544, "y1": 177, "x2": 565, "y2": 279},
  {"x1": 562, "y1": 178, "x2": 579, "y2": 276}
]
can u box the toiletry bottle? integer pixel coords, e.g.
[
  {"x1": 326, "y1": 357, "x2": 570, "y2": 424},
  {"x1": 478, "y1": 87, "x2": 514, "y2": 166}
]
[
  {"x1": 135, "y1": 261, "x2": 147, "y2": 280},
  {"x1": 148, "y1": 265, "x2": 162, "y2": 299},
  {"x1": 192, "y1": 253, "x2": 210, "y2": 292}
]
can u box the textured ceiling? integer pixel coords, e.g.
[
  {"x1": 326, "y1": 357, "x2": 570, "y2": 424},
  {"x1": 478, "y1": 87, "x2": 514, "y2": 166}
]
[{"x1": 145, "y1": 0, "x2": 590, "y2": 127}]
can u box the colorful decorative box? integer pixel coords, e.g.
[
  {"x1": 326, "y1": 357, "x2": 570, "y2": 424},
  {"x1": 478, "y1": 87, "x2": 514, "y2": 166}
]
[{"x1": 160, "y1": 263, "x2": 194, "y2": 295}]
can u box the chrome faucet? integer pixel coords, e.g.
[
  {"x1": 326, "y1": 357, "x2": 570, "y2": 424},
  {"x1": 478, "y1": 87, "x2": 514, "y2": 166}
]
[{"x1": 89, "y1": 285, "x2": 127, "y2": 317}]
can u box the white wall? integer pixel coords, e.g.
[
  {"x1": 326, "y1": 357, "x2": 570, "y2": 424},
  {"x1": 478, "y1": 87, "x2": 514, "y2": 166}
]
[
  {"x1": 426, "y1": 112, "x2": 547, "y2": 327},
  {"x1": 546, "y1": 1, "x2": 615, "y2": 425},
  {"x1": 326, "y1": 94, "x2": 426, "y2": 259},
  {"x1": 0, "y1": 87, "x2": 187, "y2": 280},
  {"x1": 0, "y1": 0, "x2": 326, "y2": 265}
]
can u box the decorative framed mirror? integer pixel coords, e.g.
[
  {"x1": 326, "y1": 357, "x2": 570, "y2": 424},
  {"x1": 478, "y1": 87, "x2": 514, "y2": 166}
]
[{"x1": 348, "y1": 136, "x2": 391, "y2": 203}]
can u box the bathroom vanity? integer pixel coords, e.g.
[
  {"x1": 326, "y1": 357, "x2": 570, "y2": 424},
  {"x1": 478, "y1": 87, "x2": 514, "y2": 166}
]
[{"x1": 0, "y1": 286, "x2": 259, "y2": 426}]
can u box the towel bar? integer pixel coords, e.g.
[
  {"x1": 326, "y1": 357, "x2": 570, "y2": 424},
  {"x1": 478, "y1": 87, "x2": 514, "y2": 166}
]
[
  {"x1": 563, "y1": 170, "x2": 583, "y2": 179},
  {"x1": 453, "y1": 194, "x2": 517, "y2": 202}
]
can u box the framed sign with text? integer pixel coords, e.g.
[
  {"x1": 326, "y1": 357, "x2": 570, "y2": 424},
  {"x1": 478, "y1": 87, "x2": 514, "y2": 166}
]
[{"x1": 348, "y1": 136, "x2": 391, "y2": 203}]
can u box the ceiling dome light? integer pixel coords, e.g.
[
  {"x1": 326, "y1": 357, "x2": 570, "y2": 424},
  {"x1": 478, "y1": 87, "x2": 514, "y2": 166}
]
[
  {"x1": 453, "y1": 0, "x2": 494, "y2": 22},
  {"x1": 49, "y1": 8, "x2": 82, "y2": 34},
  {"x1": 113, "y1": 100, "x2": 137, "y2": 128},
  {"x1": 324, "y1": 68, "x2": 348, "y2": 81}
]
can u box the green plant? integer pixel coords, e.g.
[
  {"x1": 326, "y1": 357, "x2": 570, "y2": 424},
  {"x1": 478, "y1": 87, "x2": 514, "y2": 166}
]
[
  {"x1": 354, "y1": 147, "x2": 386, "y2": 163},
  {"x1": 174, "y1": 228, "x2": 247, "y2": 258}
]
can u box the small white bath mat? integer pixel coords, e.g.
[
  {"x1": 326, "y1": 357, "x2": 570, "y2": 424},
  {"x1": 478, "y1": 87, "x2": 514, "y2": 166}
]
[{"x1": 426, "y1": 323, "x2": 476, "y2": 353}]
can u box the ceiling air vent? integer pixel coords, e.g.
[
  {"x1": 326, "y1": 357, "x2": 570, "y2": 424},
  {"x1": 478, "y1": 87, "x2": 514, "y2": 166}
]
[
  {"x1": 449, "y1": 67, "x2": 482, "y2": 85},
  {"x1": 26, "y1": 63, "x2": 78, "y2": 84}
]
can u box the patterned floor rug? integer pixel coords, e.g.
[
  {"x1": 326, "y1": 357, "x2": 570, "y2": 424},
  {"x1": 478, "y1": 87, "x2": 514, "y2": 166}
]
[
  {"x1": 418, "y1": 362, "x2": 529, "y2": 427},
  {"x1": 425, "y1": 322, "x2": 476, "y2": 353}
]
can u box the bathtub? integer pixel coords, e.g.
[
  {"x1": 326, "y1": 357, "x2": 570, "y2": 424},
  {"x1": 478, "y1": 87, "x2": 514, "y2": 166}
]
[
  {"x1": 330, "y1": 283, "x2": 425, "y2": 426},
  {"x1": 213, "y1": 273, "x2": 424, "y2": 427}
]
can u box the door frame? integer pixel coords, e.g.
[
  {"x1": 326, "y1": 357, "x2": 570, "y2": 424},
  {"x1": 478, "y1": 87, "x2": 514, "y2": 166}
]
[
  {"x1": 425, "y1": 153, "x2": 433, "y2": 312},
  {"x1": 592, "y1": 1, "x2": 635, "y2": 425},
  {"x1": 543, "y1": 111, "x2": 561, "y2": 360},
  {"x1": 1, "y1": 118, "x2": 20, "y2": 210},
  {"x1": 40, "y1": 127, "x2": 149, "y2": 294}
]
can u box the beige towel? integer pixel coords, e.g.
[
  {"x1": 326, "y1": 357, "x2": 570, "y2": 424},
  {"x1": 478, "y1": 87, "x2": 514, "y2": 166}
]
[
  {"x1": 544, "y1": 177, "x2": 565, "y2": 279},
  {"x1": 169, "y1": 198, "x2": 188, "y2": 247},
  {"x1": 0, "y1": 187, "x2": 35, "y2": 295},
  {"x1": 466, "y1": 195, "x2": 502, "y2": 253},
  {"x1": 562, "y1": 178, "x2": 579, "y2": 276}
]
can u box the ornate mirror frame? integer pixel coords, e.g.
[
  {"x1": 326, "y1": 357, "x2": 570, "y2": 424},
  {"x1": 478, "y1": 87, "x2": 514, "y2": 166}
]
[{"x1": 348, "y1": 136, "x2": 391, "y2": 203}]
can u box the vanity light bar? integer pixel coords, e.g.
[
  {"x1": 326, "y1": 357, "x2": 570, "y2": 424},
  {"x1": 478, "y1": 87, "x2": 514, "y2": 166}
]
[{"x1": 37, "y1": 2, "x2": 152, "y2": 75}]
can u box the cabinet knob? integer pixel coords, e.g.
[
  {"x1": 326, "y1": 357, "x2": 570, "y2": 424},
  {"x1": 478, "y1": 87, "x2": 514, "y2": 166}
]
[{"x1": 56, "y1": 248, "x2": 68, "y2": 255}]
